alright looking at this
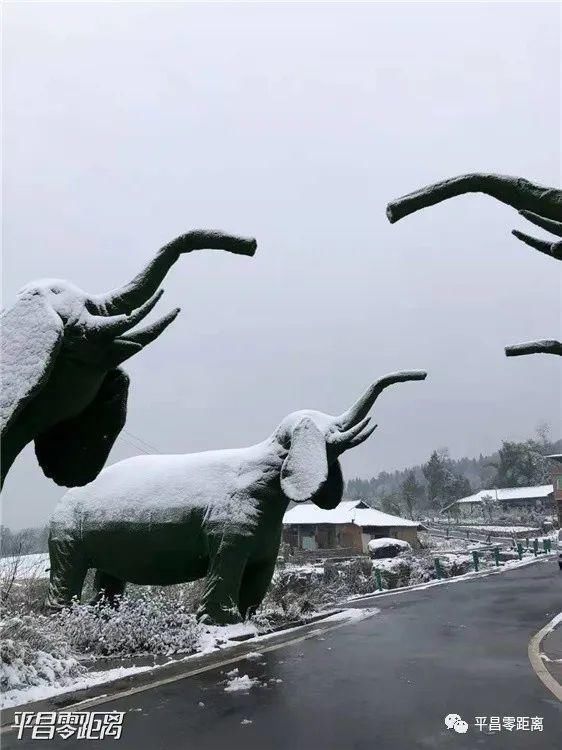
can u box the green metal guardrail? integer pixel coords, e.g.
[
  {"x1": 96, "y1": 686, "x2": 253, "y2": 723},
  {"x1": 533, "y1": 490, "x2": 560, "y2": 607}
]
[{"x1": 378, "y1": 537, "x2": 555, "y2": 593}]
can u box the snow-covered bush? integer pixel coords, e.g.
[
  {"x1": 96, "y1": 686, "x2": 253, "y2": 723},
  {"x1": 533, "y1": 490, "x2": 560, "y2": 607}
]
[
  {"x1": 52, "y1": 589, "x2": 203, "y2": 657},
  {"x1": 438, "y1": 554, "x2": 472, "y2": 577},
  {"x1": 406, "y1": 555, "x2": 434, "y2": 585},
  {"x1": 323, "y1": 558, "x2": 379, "y2": 596},
  {"x1": 1, "y1": 638, "x2": 83, "y2": 694},
  {"x1": 252, "y1": 567, "x2": 329, "y2": 630},
  {"x1": 1, "y1": 613, "x2": 83, "y2": 693},
  {"x1": 374, "y1": 556, "x2": 418, "y2": 588}
]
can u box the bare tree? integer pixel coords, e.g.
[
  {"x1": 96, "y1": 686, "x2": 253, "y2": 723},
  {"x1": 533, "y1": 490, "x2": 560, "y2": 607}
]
[{"x1": 0, "y1": 529, "x2": 33, "y2": 603}]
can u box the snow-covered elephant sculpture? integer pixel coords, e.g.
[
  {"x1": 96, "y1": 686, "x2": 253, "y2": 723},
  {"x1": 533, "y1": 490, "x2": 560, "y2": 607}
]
[
  {"x1": 387, "y1": 173, "x2": 562, "y2": 357},
  {"x1": 47, "y1": 370, "x2": 426, "y2": 625},
  {"x1": 0, "y1": 231, "x2": 256, "y2": 489}
]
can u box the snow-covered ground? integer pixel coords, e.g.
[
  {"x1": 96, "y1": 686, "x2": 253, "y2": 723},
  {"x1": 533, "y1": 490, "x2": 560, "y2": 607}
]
[
  {"x1": 460, "y1": 525, "x2": 539, "y2": 533},
  {"x1": 0, "y1": 620, "x2": 258, "y2": 709},
  {"x1": 1, "y1": 608, "x2": 374, "y2": 709},
  {"x1": 0, "y1": 553, "x2": 49, "y2": 579},
  {"x1": 1, "y1": 661, "x2": 154, "y2": 710},
  {"x1": 1, "y1": 543, "x2": 555, "y2": 711}
]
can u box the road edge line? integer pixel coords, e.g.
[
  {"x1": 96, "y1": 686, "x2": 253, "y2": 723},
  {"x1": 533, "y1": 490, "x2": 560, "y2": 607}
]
[{"x1": 528, "y1": 612, "x2": 562, "y2": 702}]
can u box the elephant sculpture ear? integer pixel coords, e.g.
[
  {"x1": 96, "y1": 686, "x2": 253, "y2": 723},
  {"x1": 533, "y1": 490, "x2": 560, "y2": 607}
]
[
  {"x1": 34, "y1": 368, "x2": 130, "y2": 487},
  {"x1": 281, "y1": 417, "x2": 328, "y2": 503},
  {"x1": 1, "y1": 293, "x2": 63, "y2": 433}
]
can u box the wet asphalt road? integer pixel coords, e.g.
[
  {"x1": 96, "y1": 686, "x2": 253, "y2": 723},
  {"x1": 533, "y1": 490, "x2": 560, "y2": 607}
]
[{"x1": 5, "y1": 559, "x2": 561, "y2": 749}]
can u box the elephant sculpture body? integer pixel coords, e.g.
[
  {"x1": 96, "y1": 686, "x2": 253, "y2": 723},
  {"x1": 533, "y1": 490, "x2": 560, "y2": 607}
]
[
  {"x1": 387, "y1": 173, "x2": 562, "y2": 356},
  {"x1": 1, "y1": 231, "x2": 256, "y2": 489},
  {"x1": 47, "y1": 370, "x2": 426, "y2": 624}
]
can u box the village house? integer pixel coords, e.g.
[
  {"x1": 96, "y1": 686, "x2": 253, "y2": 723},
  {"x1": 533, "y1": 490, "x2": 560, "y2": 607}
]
[
  {"x1": 282, "y1": 499, "x2": 423, "y2": 554},
  {"x1": 443, "y1": 484, "x2": 555, "y2": 519}
]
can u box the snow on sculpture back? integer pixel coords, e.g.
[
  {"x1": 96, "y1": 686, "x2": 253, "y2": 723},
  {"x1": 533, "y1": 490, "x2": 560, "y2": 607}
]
[{"x1": 47, "y1": 370, "x2": 426, "y2": 625}]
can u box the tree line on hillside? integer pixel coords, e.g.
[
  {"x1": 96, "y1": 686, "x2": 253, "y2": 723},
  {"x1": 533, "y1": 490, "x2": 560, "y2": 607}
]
[
  {"x1": 0, "y1": 525, "x2": 49, "y2": 557},
  {"x1": 346, "y1": 424, "x2": 560, "y2": 519}
]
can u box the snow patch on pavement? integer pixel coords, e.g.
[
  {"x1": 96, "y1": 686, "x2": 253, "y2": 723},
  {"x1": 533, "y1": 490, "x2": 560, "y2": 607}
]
[{"x1": 224, "y1": 674, "x2": 260, "y2": 692}]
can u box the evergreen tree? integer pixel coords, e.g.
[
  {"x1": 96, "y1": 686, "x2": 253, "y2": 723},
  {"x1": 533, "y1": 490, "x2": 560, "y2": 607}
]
[{"x1": 490, "y1": 440, "x2": 551, "y2": 488}]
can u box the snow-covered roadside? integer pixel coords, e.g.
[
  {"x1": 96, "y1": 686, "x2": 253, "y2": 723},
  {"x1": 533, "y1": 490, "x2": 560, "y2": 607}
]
[
  {"x1": 544, "y1": 612, "x2": 562, "y2": 634},
  {"x1": 1, "y1": 608, "x2": 375, "y2": 710},
  {"x1": 0, "y1": 619, "x2": 255, "y2": 710},
  {"x1": 349, "y1": 552, "x2": 555, "y2": 602},
  {"x1": 1, "y1": 664, "x2": 153, "y2": 710}
]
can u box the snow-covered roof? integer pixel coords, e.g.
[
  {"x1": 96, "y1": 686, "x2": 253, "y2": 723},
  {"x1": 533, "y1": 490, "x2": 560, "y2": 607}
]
[
  {"x1": 450, "y1": 484, "x2": 553, "y2": 507},
  {"x1": 283, "y1": 499, "x2": 419, "y2": 528}
]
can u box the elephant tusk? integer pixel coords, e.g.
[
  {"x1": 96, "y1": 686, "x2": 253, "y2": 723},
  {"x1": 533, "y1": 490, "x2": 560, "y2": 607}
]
[
  {"x1": 519, "y1": 210, "x2": 562, "y2": 238},
  {"x1": 118, "y1": 308, "x2": 181, "y2": 347},
  {"x1": 105, "y1": 340, "x2": 144, "y2": 367},
  {"x1": 511, "y1": 230, "x2": 560, "y2": 260},
  {"x1": 86, "y1": 290, "x2": 163, "y2": 338},
  {"x1": 346, "y1": 422, "x2": 378, "y2": 449},
  {"x1": 328, "y1": 417, "x2": 372, "y2": 446}
]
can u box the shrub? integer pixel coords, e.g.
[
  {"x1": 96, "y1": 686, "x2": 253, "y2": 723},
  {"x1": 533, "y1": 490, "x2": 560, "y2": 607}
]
[
  {"x1": 1, "y1": 613, "x2": 83, "y2": 694},
  {"x1": 52, "y1": 589, "x2": 203, "y2": 657}
]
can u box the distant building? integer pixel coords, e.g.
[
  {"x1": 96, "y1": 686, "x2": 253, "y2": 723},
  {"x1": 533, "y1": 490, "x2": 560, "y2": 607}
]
[
  {"x1": 443, "y1": 484, "x2": 554, "y2": 518},
  {"x1": 547, "y1": 455, "x2": 562, "y2": 523},
  {"x1": 282, "y1": 499, "x2": 423, "y2": 553}
]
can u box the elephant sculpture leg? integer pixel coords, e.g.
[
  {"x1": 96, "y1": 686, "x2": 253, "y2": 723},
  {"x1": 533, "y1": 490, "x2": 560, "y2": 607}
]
[
  {"x1": 196, "y1": 537, "x2": 249, "y2": 625},
  {"x1": 90, "y1": 570, "x2": 126, "y2": 607},
  {"x1": 238, "y1": 556, "x2": 277, "y2": 620},
  {"x1": 46, "y1": 534, "x2": 88, "y2": 609}
]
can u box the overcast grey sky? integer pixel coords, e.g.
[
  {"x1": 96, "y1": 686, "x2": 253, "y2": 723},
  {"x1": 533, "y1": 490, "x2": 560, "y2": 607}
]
[{"x1": 2, "y1": 2, "x2": 561, "y2": 529}]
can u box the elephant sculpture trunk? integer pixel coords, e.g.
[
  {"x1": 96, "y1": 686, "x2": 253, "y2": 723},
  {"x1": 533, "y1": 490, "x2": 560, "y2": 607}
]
[
  {"x1": 335, "y1": 370, "x2": 426, "y2": 430},
  {"x1": 386, "y1": 173, "x2": 562, "y2": 224},
  {"x1": 387, "y1": 172, "x2": 561, "y2": 358},
  {"x1": 505, "y1": 340, "x2": 562, "y2": 357},
  {"x1": 90, "y1": 231, "x2": 256, "y2": 315}
]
